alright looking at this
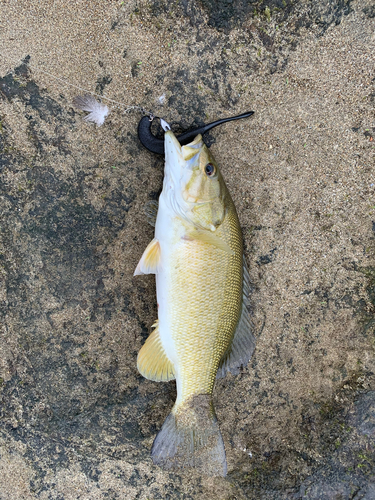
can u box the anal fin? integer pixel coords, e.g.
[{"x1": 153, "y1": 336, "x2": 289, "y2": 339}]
[
  {"x1": 137, "y1": 322, "x2": 175, "y2": 382},
  {"x1": 217, "y1": 257, "x2": 256, "y2": 379}
]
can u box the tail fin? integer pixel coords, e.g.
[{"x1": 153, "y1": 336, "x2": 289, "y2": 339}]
[{"x1": 151, "y1": 395, "x2": 227, "y2": 476}]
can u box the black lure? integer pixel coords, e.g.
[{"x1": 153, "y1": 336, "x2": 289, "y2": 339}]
[{"x1": 138, "y1": 111, "x2": 254, "y2": 155}]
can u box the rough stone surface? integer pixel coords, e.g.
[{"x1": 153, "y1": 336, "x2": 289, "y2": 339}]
[{"x1": 0, "y1": 0, "x2": 374, "y2": 498}]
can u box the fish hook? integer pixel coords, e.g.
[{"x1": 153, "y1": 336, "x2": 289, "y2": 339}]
[{"x1": 138, "y1": 111, "x2": 254, "y2": 155}]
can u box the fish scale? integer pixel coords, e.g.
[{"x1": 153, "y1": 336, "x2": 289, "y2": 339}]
[{"x1": 167, "y1": 199, "x2": 243, "y2": 400}]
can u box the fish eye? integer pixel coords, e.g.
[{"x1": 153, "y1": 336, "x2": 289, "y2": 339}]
[{"x1": 205, "y1": 163, "x2": 216, "y2": 177}]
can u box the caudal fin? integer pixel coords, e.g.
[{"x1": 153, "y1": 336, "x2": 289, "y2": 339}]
[{"x1": 151, "y1": 395, "x2": 227, "y2": 476}]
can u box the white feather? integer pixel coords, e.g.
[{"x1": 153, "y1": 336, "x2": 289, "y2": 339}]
[{"x1": 73, "y1": 94, "x2": 109, "y2": 126}]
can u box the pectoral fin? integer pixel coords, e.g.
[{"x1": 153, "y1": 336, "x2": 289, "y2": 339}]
[
  {"x1": 137, "y1": 321, "x2": 175, "y2": 382},
  {"x1": 185, "y1": 230, "x2": 234, "y2": 254},
  {"x1": 217, "y1": 257, "x2": 256, "y2": 378},
  {"x1": 134, "y1": 238, "x2": 161, "y2": 275}
]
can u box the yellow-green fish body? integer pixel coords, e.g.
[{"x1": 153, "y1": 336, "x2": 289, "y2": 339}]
[{"x1": 135, "y1": 131, "x2": 255, "y2": 476}]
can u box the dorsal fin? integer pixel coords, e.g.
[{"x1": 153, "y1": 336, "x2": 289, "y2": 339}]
[
  {"x1": 137, "y1": 322, "x2": 175, "y2": 382},
  {"x1": 217, "y1": 257, "x2": 255, "y2": 378}
]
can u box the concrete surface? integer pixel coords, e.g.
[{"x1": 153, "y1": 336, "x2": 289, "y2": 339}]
[{"x1": 0, "y1": 0, "x2": 375, "y2": 498}]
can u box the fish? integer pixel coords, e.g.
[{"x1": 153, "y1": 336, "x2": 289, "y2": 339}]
[{"x1": 134, "y1": 126, "x2": 255, "y2": 476}]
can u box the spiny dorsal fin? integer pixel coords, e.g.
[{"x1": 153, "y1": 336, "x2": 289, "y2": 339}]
[
  {"x1": 134, "y1": 238, "x2": 161, "y2": 276},
  {"x1": 144, "y1": 200, "x2": 158, "y2": 227},
  {"x1": 185, "y1": 229, "x2": 234, "y2": 254},
  {"x1": 217, "y1": 257, "x2": 255, "y2": 379},
  {"x1": 137, "y1": 322, "x2": 175, "y2": 382}
]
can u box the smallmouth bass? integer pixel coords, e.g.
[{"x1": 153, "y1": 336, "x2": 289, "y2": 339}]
[{"x1": 134, "y1": 128, "x2": 255, "y2": 476}]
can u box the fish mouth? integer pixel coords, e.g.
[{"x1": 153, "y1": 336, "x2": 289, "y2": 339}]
[
  {"x1": 165, "y1": 131, "x2": 203, "y2": 171},
  {"x1": 165, "y1": 130, "x2": 182, "y2": 163}
]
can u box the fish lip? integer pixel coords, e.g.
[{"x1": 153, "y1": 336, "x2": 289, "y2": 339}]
[
  {"x1": 165, "y1": 130, "x2": 182, "y2": 157},
  {"x1": 163, "y1": 130, "x2": 204, "y2": 197},
  {"x1": 164, "y1": 131, "x2": 187, "y2": 190},
  {"x1": 164, "y1": 131, "x2": 204, "y2": 166}
]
